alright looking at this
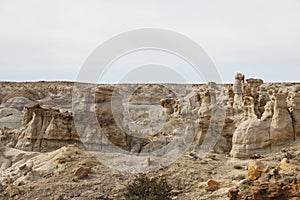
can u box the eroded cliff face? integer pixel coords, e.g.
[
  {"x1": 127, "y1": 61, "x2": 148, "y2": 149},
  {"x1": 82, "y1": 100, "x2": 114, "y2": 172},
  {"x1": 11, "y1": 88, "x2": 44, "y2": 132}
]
[
  {"x1": 0, "y1": 82, "x2": 73, "y2": 130},
  {"x1": 230, "y1": 78, "x2": 300, "y2": 158},
  {"x1": 15, "y1": 104, "x2": 82, "y2": 152},
  {"x1": 157, "y1": 74, "x2": 300, "y2": 158},
  {"x1": 291, "y1": 93, "x2": 300, "y2": 139},
  {"x1": 10, "y1": 84, "x2": 188, "y2": 153},
  {"x1": 72, "y1": 85, "x2": 132, "y2": 152},
  {"x1": 0, "y1": 75, "x2": 300, "y2": 158}
]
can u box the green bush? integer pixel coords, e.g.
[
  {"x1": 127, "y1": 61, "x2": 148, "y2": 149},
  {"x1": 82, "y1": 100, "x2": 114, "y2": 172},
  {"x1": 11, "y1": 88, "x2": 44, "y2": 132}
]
[{"x1": 124, "y1": 174, "x2": 172, "y2": 200}]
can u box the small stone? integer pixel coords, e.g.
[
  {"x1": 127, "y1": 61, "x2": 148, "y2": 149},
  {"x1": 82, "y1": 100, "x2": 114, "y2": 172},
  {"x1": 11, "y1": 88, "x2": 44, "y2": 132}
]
[
  {"x1": 205, "y1": 179, "x2": 220, "y2": 192},
  {"x1": 142, "y1": 157, "x2": 151, "y2": 167},
  {"x1": 189, "y1": 152, "x2": 199, "y2": 160},
  {"x1": 247, "y1": 160, "x2": 267, "y2": 180},
  {"x1": 171, "y1": 189, "x2": 181, "y2": 195},
  {"x1": 283, "y1": 152, "x2": 293, "y2": 159},
  {"x1": 238, "y1": 179, "x2": 253, "y2": 185},
  {"x1": 26, "y1": 161, "x2": 34, "y2": 169},
  {"x1": 250, "y1": 154, "x2": 263, "y2": 159},
  {"x1": 6, "y1": 185, "x2": 20, "y2": 197},
  {"x1": 73, "y1": 166, "x2": 91, "y2": 179},
  {"x1": 279, "y1": 159, "x2": 299, "y2": 170}
]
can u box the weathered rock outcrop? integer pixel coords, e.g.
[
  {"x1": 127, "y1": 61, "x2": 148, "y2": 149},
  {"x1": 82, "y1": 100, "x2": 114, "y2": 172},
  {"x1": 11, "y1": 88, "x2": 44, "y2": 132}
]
[
  {"x1": 0, "y1": 142, "x2": 11, "y2": 170},
  {"x1": 270, "y1": 93, "x2": 294, "y2": 147},
  {"x1": 233, "y1": 73, "x2": 244, "y2": 111},
  {"x1": 0, "y1": 108, "x2": 22, "y2": 129},
  {"x1": 160, "y1": 82, "x2": 234, "y2": 154},
  {"x1": 230, "y1": 118, "x2": 271, "y2": 158},
  {"x1": 231, "y1": 78, "x2": 300, "y2": 158},
  {"x1": 291, "y1": 93, "x2": 300, "y2": 139},
  {"x1": 160, "y1": 98, "x2": 177, "y2": 115},
  {"x1": 245, "y1": 78, "x2": 264, "y2": 118},
  {"x1": 15, "y1": 104, "x2": 82, "y2": 152},
  {"x1": 73, "y1": 85, "x2": 132, "y2": 152},
  {"x1": 0, "y1": 77, "x2": 299, "y2": 159}
]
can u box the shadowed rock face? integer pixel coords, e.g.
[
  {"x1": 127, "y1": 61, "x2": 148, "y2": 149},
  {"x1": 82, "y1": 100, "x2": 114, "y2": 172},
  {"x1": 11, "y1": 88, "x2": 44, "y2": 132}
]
[
  {"x1": 270, "y1": 93, "x2": 294, "y2": 146},
  {"x1": 0, "y1": 141, "x2": 11, "y2": 170},
  {"x1": 72, "y1": 85, "x2": 132, "y2": 152},
  {"x1": 292, "y1": 93, "x2": 300, "y2": 139}
]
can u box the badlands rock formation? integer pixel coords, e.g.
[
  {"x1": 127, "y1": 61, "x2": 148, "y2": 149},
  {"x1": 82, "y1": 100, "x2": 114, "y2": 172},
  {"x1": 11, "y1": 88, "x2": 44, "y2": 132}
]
[
  {"x1": 1, "y1": 74, "x2": 299, "y2": 158},
  {"x1": 15, "y1": 104, "x2": 82, "y2": 152},
  {"x1": 0, "y1": 82, "x2": 73, "y2": 130},
  {"x1": 230, "y1": 78, "x2": 300, "y2": 158},
  {"x1": 0, "y1": 75, "x2": 300, "y2": 199}
]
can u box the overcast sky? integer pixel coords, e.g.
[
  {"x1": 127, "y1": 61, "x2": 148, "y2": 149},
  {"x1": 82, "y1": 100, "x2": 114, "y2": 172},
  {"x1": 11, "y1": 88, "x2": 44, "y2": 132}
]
[{"x1": 0, "y1": 0, "x2": 299, "y2": 83}]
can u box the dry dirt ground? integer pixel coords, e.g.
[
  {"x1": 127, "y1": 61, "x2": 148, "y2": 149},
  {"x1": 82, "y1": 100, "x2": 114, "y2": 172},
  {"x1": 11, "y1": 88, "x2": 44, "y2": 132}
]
[{"x1": 1, "y1": 142, "x2": 300, "y2": 200}]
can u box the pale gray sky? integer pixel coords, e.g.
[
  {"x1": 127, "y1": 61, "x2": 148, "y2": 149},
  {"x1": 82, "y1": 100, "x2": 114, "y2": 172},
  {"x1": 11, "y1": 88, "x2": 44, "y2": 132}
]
[{"x1": 0, "y1": 0, "x2": 299, "y2": 83}]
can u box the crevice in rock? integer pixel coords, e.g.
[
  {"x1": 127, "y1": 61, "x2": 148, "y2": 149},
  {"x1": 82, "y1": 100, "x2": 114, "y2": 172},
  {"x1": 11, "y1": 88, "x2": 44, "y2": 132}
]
[
  {"x1": 31, "y1": 138, "x2": 36, "y2": 152},
  {"x1": 39, "y1": 114, "x2": 45, "y2": 151},
  {"x1": 268, "y1": 130, "x2": 271, "y2": 152},
  {"x1": 288, "y1": 109, "x2": 296, "y2": 141}
]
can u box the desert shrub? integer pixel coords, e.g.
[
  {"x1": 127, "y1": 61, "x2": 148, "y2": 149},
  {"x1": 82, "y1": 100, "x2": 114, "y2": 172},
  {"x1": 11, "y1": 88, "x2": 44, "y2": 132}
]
[{"x1": 124, "y1": 174, "x2": 172, "y2": 200}]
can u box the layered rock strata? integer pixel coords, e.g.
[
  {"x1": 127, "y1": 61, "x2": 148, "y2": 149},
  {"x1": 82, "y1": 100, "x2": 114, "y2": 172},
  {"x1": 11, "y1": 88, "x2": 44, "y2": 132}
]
[
  {"x1": 0, "y1": 77, "x2": 300, "y2": 158},
  {"x1": 15, "y1": 104, "x2": 82, "y2": 152}
]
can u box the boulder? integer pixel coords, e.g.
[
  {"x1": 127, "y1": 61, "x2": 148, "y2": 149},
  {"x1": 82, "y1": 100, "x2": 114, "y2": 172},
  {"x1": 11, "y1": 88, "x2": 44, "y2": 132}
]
[
  {"x1": 205, "y1": 179, "x2": 220, "y2": 192},
  {"x1": 230, "y1": 118, "x2": 271, "y2": 158},
  {"x1": 247, "y1": 160, "x2": 267, "y2": 180}
]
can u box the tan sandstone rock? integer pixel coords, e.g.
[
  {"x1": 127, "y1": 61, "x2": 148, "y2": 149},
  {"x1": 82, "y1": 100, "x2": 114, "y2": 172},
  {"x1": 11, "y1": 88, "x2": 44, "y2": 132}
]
[
  {"x1": 247, "y1": 160, "x2": 268, "y2": 180},
  {"x1": 291, "y1": 93, "x2": 300, "y2": 139},
  {"x1": 15, "y1": 104, "x2": 82, "y2": 152},
  {"x1": 270, "y1": 93, "x2": 294, "y2": 147},
  {"x1": 230, "y1": 118, "x2": 271, "y2": 158}
]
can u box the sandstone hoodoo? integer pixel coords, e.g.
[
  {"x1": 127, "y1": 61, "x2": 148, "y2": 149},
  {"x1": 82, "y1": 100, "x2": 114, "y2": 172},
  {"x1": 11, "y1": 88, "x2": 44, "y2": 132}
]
[{"x1": 230, "y1": 76, "x2": 300, "y2": 158}]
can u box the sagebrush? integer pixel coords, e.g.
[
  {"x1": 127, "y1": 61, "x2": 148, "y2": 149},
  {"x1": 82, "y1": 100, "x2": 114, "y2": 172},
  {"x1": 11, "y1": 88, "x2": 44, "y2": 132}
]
[{"x1": 124, "y1": 174, "x2": 172, "y2": 200}]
